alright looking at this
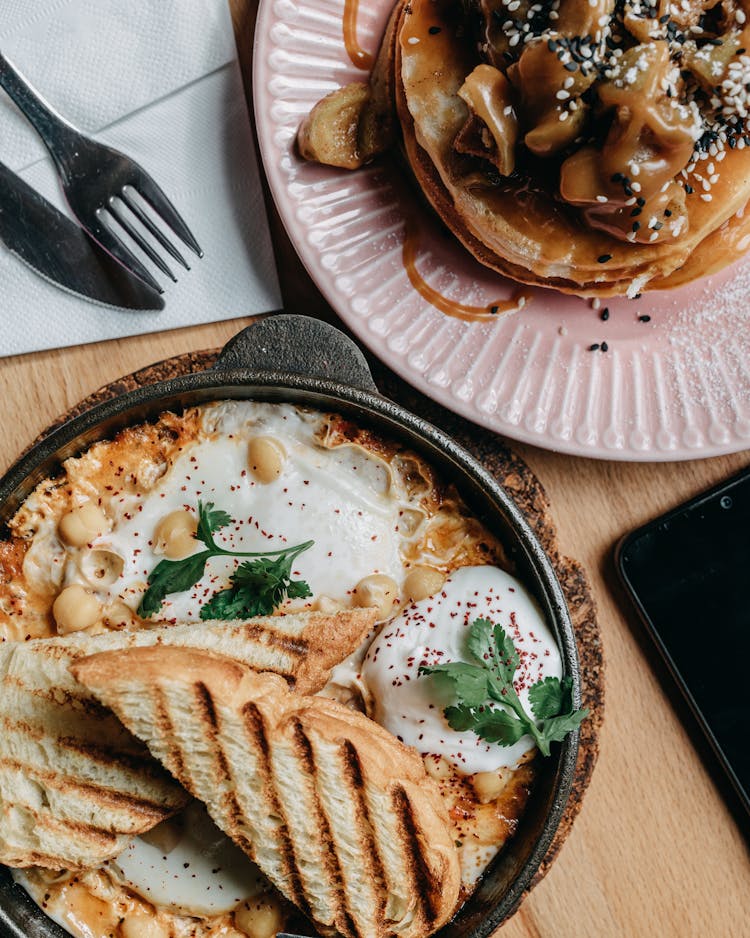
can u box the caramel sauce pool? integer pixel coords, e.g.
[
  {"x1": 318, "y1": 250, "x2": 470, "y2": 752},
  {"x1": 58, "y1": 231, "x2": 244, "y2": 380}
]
[
  {"x1": 403, "y1": 221, "x2": 532, "y2": 321},
  {"x1": 343, "y1": 0, "x2": 373, "y2": 69}
]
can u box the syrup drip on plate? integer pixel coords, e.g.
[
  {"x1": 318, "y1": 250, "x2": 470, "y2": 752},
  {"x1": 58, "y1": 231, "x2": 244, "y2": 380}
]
[
  {"x1": 402, "y1": 220, "x2": 532, "y2": 321},
  {"x1": 343, "y1": 0, "x2": 373, "y2": 69}
]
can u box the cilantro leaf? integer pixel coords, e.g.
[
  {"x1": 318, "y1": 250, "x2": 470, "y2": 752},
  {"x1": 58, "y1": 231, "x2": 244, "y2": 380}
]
[
  {"x1": 529, "y1": 675, "x2": 573, "y2": 720},
  {"x1": 137, "y1": 551, "x2": 212, "y2": 618},
  {"x1": 535, "y1": 709, "x2": 589, "y2": 756},
  {"x1": 443, "y1": 703, "x2": 478, "y2": 732},
  {"x1": 196, "y1": 501, "x2": 232, "y2": 549},
  {"x1": 445, "y1": 703, "x2": 526, "y2": 746},
  {"x1": 419, "y1": 662, "x2": 491, "y2": 709},
  {"x1": 466, "y1": 617, "x2": 495, "y2": 665},
  {"x1": 137, "y1": 500, "x2": 314, "y2": 619},
  {"x1": 470, "y1": 707, "x2": 527, "y2": 746},
  {"x1": 418, "y1": 613, "x2": 588, "y2": 757},
  {"x1": 200, "y1": 553, "x2": 312, "y2": 622}
]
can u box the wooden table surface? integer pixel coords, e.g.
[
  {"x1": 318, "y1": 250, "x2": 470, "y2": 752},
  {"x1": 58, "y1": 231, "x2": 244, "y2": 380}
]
[{"x1": 2, "y1": 2, "x2": 749, "y2": 936}]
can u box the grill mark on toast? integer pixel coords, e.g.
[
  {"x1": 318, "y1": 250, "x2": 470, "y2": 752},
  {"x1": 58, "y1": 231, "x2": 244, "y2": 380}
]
[
  {"x1": 2, "y1": 798, "x2": 122, "y2": 847},
  {"x1": 193, "y1": 681, "x2": 246, "y2": 836},
  {"x1": 242, "y1": 701, "x2": 310, "y2": 916},
  {"x1": 153, "y1": 685, "x2": 186, "y2": 782},
  {"x1": 340, "y1": 739, "x2": 387, "y2": 934},
  {"x1": 0, "y1": 757, "x2": 174, "y2": 820},
  {"x1": 392, "y1": 784, "x2": 438, "y2": 927},
  {"x1": 1, "y1": 676, "x2": 112, "y2": 718},
  {"x1": 292, "y1": 720, "x2": 356, "y2": 937},
  {"x1": 0, "y1": 716, "x2": 169, "y2": 779},
  {"x1": 238, "y1": 623, "x2": 309, "y2": 658}
]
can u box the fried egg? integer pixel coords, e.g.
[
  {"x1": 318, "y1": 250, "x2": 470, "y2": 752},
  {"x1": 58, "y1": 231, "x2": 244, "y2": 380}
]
[{"x1": 66, "y1": 402, "x2": 421, "y2": 620}]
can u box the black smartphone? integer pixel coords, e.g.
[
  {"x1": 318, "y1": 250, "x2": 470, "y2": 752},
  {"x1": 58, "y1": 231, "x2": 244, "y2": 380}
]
[{"x1": 616, "y1": 465, "x2": 750, "y2": 815}]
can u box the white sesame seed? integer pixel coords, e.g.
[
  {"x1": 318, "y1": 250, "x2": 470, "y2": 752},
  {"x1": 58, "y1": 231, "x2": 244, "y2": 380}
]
[
  {"x1": 564, "y1": 76, "x2": 575, "y2": 89},
  {"x1": 649, "y1": 231, "x2": 659, "y2": 241},
  {"x1": 596, "y1": 195, "x2": 608, "y2": 202},
  {"x1": 407, "y1": 36, "x2": 420, "y2": 44},
  {"x1": 559, "y1": 109, "x2": 569, "y2": 121},
  {"x1": 701, "y1": 193, "x2": 713, "y2": 201},
  {"x1": 556, "y1": 89, "x2": 570, "y2": 100},
  {"x1": 631, "y1": 181, "x2": 642, "y2": 192}
]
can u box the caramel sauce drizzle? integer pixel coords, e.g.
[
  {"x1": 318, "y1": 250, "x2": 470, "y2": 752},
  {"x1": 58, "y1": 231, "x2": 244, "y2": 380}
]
[
  {"x1": 402, "y1": 221, "x2": 532, "y2": 321},
  {"x1": 343, "y1": 0, "x2": 373, "y2": 70}
]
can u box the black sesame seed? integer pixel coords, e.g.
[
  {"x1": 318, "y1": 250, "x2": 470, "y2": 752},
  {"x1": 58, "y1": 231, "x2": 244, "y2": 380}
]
[
  {"x1": 737, "y1": 48, "x2": 746, "y2": 55},
  {"x1": 597, "y1": 254, "x2": 612, "y2": 263},
  {"x1": 601, "y1": 307, "x2": 610, "y2": 321},
  {"x1": 490, "y1": 306, "x2": 499, "y2": 314},
  {"x1": 632, "y1": 221, "x2": 641, "y2": 231},
  {"x1": 611, "y1": 172, "x2": 624, "y2": 182},
  {"x1": 589, "y1": 343, "x2": 601, "y2": 351},
  {"x1": 624, "y1": 185, "x2": 634, "y2": 197},
  {"x1": 429, "y1": 25, "x2": 441, "y2": 34},
  {"x1": 639, "y1": 315, "x2": 651, "y2": 322},
  {"x1": 564, "y1": 61, "x2": 578, "y2": 71},
  {"x1": 664, "y1": 209, "x2": 672, "y2": 217},
  {"x1": 653, "y1": 221, "x2": 663, "y2": 230},
  {"x1": 636, "y1": 197, "x2": 646, "y2": 206},
  {"x1": 631, "y1": 207, "x2": 642, "y2": 217},
  {"x1": 548, "y1": 38, "x2": 558, "y2": 51},
  {"x1": 685, "y1": 184, "x2": 694, "y2": 194},
  {"x1": 601, "y1": 341, "x2": 609, "y2": 352},
  {"x1": 659, "y1": 13, "x2": 670, "y2": 22}
]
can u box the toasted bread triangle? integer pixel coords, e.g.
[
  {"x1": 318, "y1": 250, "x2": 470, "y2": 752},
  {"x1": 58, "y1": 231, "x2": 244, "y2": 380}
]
[
  {"x1": 72, "y1": 647, "x2": 461, "y2": 938},
  {"x1": 0, "y1": 608, "x2": 374, "y2": 869}
]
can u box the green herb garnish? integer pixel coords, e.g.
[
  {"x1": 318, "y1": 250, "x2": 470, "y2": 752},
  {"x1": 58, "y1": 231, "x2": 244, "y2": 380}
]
[
  {"x1": 138, "y1": 501, "x2": 313, "y2": 619},
  {"x1": 418, "y1": 617, "x2": 587, "y2": 756}
]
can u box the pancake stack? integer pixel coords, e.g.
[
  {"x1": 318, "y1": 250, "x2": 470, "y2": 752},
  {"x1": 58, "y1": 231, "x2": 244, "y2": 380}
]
[{"x1": 298, "y1": 0, "x2": 750, "y2": 297}]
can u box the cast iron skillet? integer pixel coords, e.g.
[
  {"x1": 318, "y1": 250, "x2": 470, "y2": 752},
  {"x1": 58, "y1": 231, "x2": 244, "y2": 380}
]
[{"x1": 0, "y1": 315, "x2": 580, "y2": 938}]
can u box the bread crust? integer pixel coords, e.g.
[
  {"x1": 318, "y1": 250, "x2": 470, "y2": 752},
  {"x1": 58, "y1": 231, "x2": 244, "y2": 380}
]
[{"x1": 72, "y1": 647, "x2": 462, "y2": 938}]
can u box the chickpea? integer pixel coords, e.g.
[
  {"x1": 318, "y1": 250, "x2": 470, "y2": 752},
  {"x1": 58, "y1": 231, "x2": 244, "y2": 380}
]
[
  {"x1": 403, "y1": 566, "x2": 445, "y2": 603},
  {"x1": 58, "y1": 502, "x2": 108, "y2": 547},
  {"x1": 153, "y1": 510, "x2": 197, "y2": 560},
  {"x1": 234, "y1": 895, "x2": 284, "y2": 938},
  {"x1": 472, "y1": 770, "x2": 510, "y2": 804},
  {"x1": 247, "y1": 436, "x2": 286, "y2": 484},
  {"x1": 352, "y1": 573, "x2": 398, "y2": 620},
  {"x1": 119, "y1": 915, "x2": 170, "y2": 938},
  {"x1": 102, "y1": 601, "x2": 139, "y2": 631},
  {"x1": 52, "y1": 585, "x2": 102, "y2": 635},
  {"x1": 315, "y1": 594, "x2": 343, "y2": 614},
  {"x1": 423, "y1": 754, "x2": 452, "y2": 781}
]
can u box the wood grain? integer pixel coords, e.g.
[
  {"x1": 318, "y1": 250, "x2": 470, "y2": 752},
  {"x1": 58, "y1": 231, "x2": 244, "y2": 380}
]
[{"x1": 0, "y1": 1, "x2": 748, "y2": 936}]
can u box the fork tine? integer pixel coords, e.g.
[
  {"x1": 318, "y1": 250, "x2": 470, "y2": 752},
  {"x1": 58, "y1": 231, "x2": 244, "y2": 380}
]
[
  {"x1": 90, "y1": 208, "x2": 164, "y2": 295},
  {"x1": 120, "y1": 188, "x2": 190, "y2": 270},
  {"x1": 131, "y1": 174, "x2": 203, "y2": 258},
  {"x1": 108, "y1": 198, "x2": 177, "y2": 283}
]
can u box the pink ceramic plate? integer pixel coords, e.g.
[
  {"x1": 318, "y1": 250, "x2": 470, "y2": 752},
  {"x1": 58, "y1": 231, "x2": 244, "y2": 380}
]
[{"x1": 253, "y1": 0, "x2": 750, "y2": 460}]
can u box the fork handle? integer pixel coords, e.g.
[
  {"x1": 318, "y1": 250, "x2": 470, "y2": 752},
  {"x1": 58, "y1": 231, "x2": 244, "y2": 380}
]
[{"x1": 0, "y1": 51, "x2": 80, "y2": 163}]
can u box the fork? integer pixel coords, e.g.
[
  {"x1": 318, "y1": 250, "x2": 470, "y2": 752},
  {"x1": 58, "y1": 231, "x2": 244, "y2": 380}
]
[{"x1": 0, "y1": 51, "x2": 202, "y2": 294}]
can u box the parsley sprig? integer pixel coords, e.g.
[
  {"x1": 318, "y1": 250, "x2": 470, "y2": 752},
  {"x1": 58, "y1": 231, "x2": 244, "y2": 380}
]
[
  {"x1": 137, "y1": 501, "x2": 313, "y2": 619},
  {"x1": 418, "y1": 618, "x2": 587, "y2": 756}
]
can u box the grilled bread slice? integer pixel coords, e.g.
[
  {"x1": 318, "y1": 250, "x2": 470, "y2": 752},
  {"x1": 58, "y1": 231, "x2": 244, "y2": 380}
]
[
  {"x1": 0, "y1": 608, "x2": 375, "y2": 869},
  {"x1": 72, "y1": 647, "x2": 461, "y2": 938}
]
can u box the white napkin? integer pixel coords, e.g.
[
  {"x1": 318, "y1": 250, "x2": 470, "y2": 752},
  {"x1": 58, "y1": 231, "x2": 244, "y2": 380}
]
[{"x1": 0, "y1": 0, "x2": 281, "y2": 358}]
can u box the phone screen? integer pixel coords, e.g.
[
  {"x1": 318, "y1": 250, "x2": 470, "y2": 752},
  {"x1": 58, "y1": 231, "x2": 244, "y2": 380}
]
[{"x1": 618, "y1": 468, "x2": 750, "y2": 811}]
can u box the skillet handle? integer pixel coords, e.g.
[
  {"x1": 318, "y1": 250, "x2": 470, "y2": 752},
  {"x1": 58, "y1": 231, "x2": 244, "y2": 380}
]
[{"x1": 213, "y1": 314, "x2": 379, "y2": 394}]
